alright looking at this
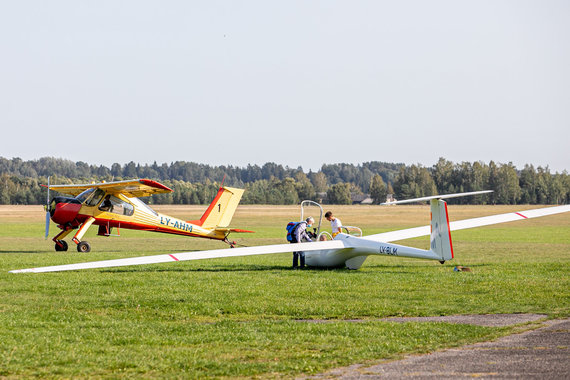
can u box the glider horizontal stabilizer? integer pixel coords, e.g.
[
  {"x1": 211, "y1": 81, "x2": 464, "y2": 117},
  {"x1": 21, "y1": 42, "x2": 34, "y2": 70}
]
[{"x1": 381, "y1": 190, "x2": 493, "y2": 205}]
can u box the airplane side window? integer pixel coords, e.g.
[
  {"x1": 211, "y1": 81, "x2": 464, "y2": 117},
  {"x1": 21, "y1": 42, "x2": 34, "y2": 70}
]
[
  {"x1": 108, "y1": 196, "x2": 134, "y2": 216},
  {"x1": 123, "y1": 202, "x2": 134, "y2": 216},
  {"x1": 128, "y1": 197, "x2": 158, "y2": 216}
]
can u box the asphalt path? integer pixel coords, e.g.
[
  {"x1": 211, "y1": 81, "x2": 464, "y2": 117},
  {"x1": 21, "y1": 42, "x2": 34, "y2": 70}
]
[{"x1": 306, "y1": 316, "x2": 569, "y2": 379}]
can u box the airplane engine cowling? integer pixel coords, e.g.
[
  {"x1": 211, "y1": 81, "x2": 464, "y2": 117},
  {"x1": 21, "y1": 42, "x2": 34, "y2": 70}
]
[{"x1": 50, "y1": 197, "x2": 82, "y2": 227}]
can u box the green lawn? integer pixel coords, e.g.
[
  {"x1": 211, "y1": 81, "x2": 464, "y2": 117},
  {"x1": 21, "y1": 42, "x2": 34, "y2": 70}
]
[{"x1": 0, "y1": 204, "x2": 568, "y2": 378}]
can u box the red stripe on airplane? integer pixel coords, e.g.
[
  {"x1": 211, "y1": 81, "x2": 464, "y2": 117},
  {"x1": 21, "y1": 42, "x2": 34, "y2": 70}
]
[
  {"x1": 444, "y1": 202, "x2": 454, "y2": 259},
  {"x1": 169, "y1": 254, "x2": 179, "y2": 261},
  {"x1": 196, "y1": 187, "x2": 225, "y2": 226},
  {"x1": 515, "y1": 212, "x2": 528, "y2": 219},
  {"x1": 139, "y1": 179, "x2": 173, "y2": 192}
]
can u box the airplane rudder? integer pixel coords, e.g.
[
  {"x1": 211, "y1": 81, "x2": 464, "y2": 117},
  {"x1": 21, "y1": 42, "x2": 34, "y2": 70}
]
[
  {"x1": 430, "y1": 199, "x2": 454, "y2": 261},
  {"x1": 217, "y1": 187, "x2": 244, "y2": 227},
  {"x1": 201, "y1": 187, "x2": 244, "y2": 228}
]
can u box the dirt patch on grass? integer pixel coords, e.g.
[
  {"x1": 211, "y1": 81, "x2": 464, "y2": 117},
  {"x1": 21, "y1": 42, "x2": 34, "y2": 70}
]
[
  {"x1": 378, "y1": 313, "x2": 547, "y2": 327},
  {"x1": 0, "y1": 205, "x2": 44, "y2": 221}
]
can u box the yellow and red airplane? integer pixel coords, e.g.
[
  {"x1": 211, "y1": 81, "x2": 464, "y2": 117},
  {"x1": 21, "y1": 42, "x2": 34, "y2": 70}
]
[{"x1": 43, "y1": 179, "x2": 251, "y2": 252}]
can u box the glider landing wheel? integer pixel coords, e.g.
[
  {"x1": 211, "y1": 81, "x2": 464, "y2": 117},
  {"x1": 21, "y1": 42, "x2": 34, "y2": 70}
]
[
  {"x1": 77, "y1": 241, "x2": 91, "y2": 253},
  {"x1": 55, "y1": 241, "x2": 68, "y2": 252}
]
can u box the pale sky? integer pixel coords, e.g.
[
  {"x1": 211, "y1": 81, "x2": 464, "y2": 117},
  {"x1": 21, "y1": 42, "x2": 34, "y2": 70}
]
[{"x1": 1, "y1": 1, "x2": 569, "y2": 173}]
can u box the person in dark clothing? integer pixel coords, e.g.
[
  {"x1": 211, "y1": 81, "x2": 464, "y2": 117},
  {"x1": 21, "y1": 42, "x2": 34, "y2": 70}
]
[
  {"x1": 99, "y1": 195, "x2": 113, "y2": 212},
  {"x1": 291, "y1": 216, "x2": 314, "y2": 269}
]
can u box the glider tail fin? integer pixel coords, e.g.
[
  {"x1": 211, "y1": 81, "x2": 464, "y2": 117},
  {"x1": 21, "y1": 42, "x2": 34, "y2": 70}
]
[
  {"x1": 194, "y1": 187, "x2": 245, "y2": 229},
  {"x1": 430, "y1": 199, "x2": 454, "y2": 262}
]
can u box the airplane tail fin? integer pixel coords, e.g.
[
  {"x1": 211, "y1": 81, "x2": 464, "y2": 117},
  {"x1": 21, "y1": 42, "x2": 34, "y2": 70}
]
[
  {"x1": 191, "y1": 187, "x2": 245, "y2": 229},
  {"x1": 430, "y1": 199, "x2": 454, "y2": 262}
]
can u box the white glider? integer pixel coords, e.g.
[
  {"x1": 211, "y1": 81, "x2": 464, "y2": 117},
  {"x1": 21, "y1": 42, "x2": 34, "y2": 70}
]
[{"x1": 10, "y1": 191, "x2": 570, "y2": 273}]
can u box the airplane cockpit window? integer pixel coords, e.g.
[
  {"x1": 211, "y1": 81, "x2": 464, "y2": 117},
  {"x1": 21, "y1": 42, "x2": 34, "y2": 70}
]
[
  {"x1": 86, "y1": 189, "x2": 105, "y2": 207},
  {"x1": 76, "y1": 188, "x2": 96, "y2": 203}
]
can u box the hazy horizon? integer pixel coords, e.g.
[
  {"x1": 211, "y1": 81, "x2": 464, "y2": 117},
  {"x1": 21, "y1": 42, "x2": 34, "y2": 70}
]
[{"x1": 1, "y1": 155, "x2": 567, "y2": 175}]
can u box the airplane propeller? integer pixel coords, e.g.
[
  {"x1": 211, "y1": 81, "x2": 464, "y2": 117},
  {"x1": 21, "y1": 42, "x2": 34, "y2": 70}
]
[{"x1": 44, "y1": 177, "x2": 50, "y2": 239}]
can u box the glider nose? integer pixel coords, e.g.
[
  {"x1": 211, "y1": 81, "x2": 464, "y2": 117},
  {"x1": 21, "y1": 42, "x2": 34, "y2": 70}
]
[{"x1": 50, "y1": 197, "x2": 82, "y2": 226}]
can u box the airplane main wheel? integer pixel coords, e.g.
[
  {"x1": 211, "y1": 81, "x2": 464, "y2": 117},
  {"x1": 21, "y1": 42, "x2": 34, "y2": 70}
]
[
  {"x1": 77, "y1": 241, "x2": 91, "y2": 253},
  {"x1": 55, "y1": 241, "x2": 68, "y2": 251}
]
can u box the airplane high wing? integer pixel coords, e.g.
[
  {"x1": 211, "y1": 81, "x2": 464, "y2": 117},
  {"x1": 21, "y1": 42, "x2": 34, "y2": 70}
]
[
  {"x1": 11, "y1": 190, "x2": 570, "y2": 273},
  {"x1": 46, "y1": 179, "x2": 173, "y2": 197}
]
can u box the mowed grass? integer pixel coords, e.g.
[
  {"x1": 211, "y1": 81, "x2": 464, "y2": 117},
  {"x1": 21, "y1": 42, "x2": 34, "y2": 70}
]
[{"x1": 0, "y1": 204, "x2": 568, "y2": 378}]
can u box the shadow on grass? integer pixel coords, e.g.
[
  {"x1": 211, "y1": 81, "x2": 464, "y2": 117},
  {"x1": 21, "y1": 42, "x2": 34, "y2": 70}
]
[
  {"x1": 101, "y1": 264, "x2": 358, "y2": 273},
  {"x1": 100, "y1": 263, "x2": 453, "y2": 274},
  {"x1": 0, "y1": 248, "x2": 200, "y2": 255},
  {"x1": 0, "y1": 250, "x2": 49, "y2": 254}
]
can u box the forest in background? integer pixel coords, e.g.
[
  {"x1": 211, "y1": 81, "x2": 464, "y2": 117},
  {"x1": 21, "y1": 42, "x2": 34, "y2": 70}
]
[{"x1": 0, "y1": 156, "x2": 568, "y2": 205}]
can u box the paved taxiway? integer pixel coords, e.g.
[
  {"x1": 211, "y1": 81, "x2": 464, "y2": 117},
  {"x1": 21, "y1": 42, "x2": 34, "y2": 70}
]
[{"x1": 308, "y1": 316, "x2": 569, "y2": 379}]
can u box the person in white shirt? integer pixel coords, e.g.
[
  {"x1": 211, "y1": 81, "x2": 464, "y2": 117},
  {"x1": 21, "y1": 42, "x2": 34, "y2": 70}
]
[{"x1": 325, "y1": 211, "x2": 342, "y2": 238}]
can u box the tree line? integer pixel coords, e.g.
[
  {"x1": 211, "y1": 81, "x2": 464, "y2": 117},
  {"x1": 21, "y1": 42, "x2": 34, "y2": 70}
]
[{"x1": 0, "y1": 157, "x2": 568, "y2": 205}]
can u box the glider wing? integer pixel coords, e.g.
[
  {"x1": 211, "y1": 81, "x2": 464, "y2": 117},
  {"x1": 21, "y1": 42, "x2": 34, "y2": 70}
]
[
  {"x1": 363, "y1": 204, "x2": 570, "y2": 243},
  {"x1": 10, "y1": 240, "x2": 346, "y2": 273}
]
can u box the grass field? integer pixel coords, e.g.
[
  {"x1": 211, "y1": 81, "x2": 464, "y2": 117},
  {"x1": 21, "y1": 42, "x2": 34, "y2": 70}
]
[{"x1": 1, "y1": 204, "x2": 569, "y2": 378}]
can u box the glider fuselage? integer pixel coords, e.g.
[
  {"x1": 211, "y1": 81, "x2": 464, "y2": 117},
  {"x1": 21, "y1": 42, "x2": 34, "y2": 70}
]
[{"x1": 304, "y1": 234, "x2": 444, "y2": 269}]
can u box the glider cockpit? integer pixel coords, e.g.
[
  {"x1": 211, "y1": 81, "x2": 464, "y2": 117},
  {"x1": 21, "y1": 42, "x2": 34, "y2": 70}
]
[{"x1": 300, "y1": 200, "x2": 362, "y2": 241}]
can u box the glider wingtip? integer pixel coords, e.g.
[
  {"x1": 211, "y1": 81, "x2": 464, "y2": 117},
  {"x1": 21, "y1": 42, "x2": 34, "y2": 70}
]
[{"x1": 9, "y1": 269, "x2": 34, "y2": 274}]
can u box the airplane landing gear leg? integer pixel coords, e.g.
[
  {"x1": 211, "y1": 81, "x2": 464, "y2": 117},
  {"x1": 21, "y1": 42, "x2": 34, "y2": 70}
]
[
  {"x1": 72, "y1": 217, "x2": 96, "y2": 252},
  {"x1": 224, "y1": 238, "x2": 236, "y2": 248},
  {"x1": 52, "y1": 228, "x2": 73, "y2": 252},
  {"x1": 55, "y1": 240, "x2": 68, "y2": 251}
]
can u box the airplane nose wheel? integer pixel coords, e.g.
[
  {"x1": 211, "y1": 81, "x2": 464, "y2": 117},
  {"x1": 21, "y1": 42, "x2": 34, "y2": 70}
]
[
  {"x1": 77, "y1": 241, "x2": 91, "y2": 253},
  {"x1": 55, "y1": 241, "x2": 68, "y2": 251}
]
